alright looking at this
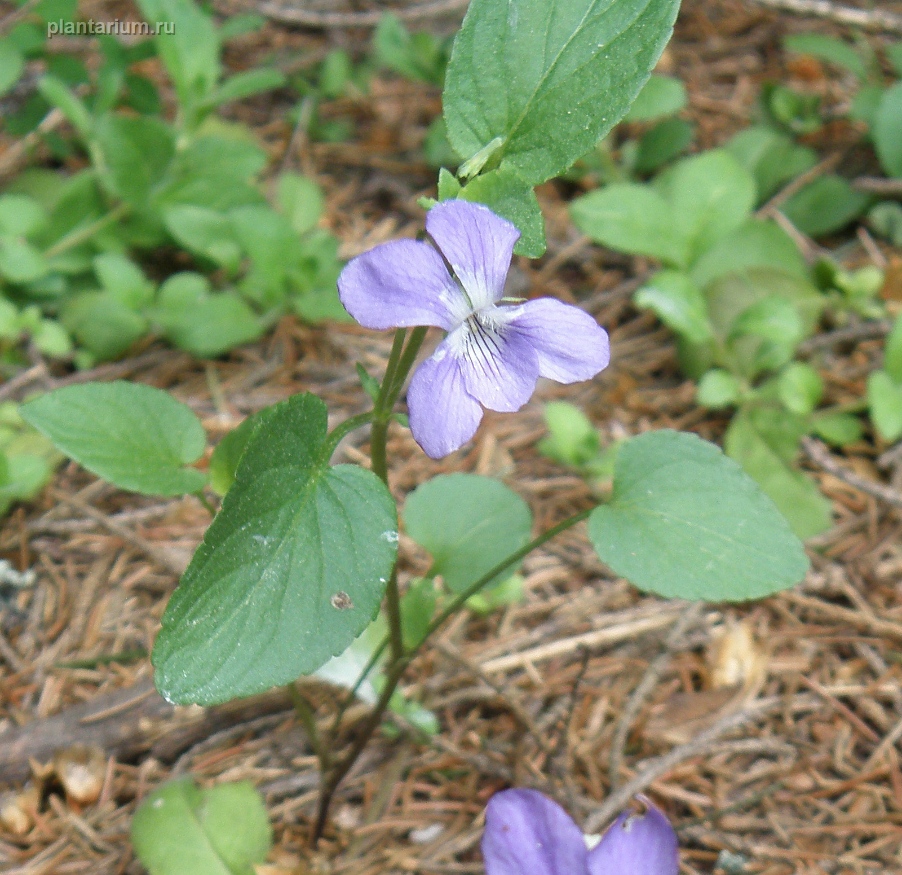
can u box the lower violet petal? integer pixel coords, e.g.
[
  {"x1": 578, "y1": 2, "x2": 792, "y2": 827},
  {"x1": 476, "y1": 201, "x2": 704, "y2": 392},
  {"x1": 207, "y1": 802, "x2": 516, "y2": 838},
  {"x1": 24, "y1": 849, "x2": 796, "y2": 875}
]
[
  {"x1": 587, "y1": 801, "x2": 679, "y2": 875},
  {"x1": 407, "y1": 344, "x2": 483, "y2": 459},
  {"x1": 482, "y1": 789, "x2": 590, "y2": 875},
  {"x1": 456, "y1": 318, "x2": 539, "y2": 413},
  {"x1": 508, "y1": 298, "x2": 610, "y2": 384}
]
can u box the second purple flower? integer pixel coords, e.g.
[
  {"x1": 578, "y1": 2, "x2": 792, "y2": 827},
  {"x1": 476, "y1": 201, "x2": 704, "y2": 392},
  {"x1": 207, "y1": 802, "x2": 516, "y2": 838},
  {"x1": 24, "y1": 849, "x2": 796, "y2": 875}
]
[{"x1": 338, "y1": 201, "x2": 610, "y2": 458}]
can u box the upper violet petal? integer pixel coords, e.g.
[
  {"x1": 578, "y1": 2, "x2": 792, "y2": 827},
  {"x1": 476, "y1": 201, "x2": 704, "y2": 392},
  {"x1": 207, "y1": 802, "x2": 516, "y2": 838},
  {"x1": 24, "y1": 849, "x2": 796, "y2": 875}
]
[
  {"x1": 426, "y1": 200, "x2": 520, "y2": 311},
  {"x1": 587, "y1": 801, "x2": 679, "y2": 875},
  {"x1": 452, "y1": 316, "x2": 539, "y2": 413},
  {"x1": 482, "y1": 789, "x2": 590, "y2": 875},
  {"x1": 337, "y1": 238, "x2": 466, "y2": 330},
  {"x1": 507, "y1": 298, "x2": 610, "y2": 384},
  {"x1": 407, "y1": 343, "x2": 483, "y2": 459}
]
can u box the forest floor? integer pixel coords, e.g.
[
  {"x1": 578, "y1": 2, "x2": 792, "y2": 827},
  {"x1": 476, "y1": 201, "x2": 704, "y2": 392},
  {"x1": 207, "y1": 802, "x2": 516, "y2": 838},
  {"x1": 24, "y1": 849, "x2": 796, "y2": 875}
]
[{"x1": 2, "y1": 0, "x2": 902, "y2": 872}]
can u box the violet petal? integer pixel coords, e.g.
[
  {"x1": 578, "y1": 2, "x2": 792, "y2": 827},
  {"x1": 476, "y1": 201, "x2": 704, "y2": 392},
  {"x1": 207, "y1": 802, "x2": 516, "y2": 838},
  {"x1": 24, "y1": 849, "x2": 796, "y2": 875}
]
[
  {"x1": 587, "y1": 802, "x2": 679, "y2": 875},
  {"x1": 407, "y1": 345, "x2": 483, "y2": 458},
  {"x1": 451, "y1": 316, "x2": 539, "y2": 413},
  {"x1": 425, "y1": 201, "x2": 520, "y2": 310},
  {"x1": 482, "y1": 789, "x2": 590, "y2": 875},
  {"x1": 337, "y1": 238, "x2": 466, "y2": 330},
  {"x1": 507, "y1": 298, "x2": 611, "y2": 384}
]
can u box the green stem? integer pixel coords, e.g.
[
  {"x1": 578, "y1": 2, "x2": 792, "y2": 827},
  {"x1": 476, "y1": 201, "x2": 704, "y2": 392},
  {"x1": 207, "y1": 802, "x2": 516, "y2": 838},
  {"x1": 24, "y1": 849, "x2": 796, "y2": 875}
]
[
  {"x1": 193, "y1": 491, "x2": 216, "y2": 515},
  {"x1": 312, "y1": 506, "x2": 595, "y2": 842},
  {"x1": 44, "y1": 203, "x2": 130, "y2": 259},
  {"x1": 320, "y1": 411, "x2": 375, "y2": 463},
  {"x1": 312, "y1": 655, "x2": 410, "y2": 842},
  {"x1": 385, "y1": 326, "x2": 428, "y2": 406},
  {"x1": 417, "y1": 507, "x2": 593, "y2": 652},
  {"x1": 329, "y1": 633, "x2": 390, "y2": 735},
  {"x1": 286, "y1": 683, "x2": 331, "y2": 771}
]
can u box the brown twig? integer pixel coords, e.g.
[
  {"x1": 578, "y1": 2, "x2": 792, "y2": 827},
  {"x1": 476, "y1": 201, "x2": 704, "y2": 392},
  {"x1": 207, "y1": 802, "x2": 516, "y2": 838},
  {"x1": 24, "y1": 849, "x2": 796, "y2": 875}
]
[
  {"x1": 436, "y1": 642, "x2": 552, "y2": 753},
  {"x1": 49, "y1": 488, "x2": 192, "y2": 577},
  {"x1": 746, "y1": 0, "x2": 902, "y2": 33},
  {"x1": 0, "y1": 679, "x2": 296, "y2": 784},
  {"x1": 797, "y1": 319, "x2": 892, "y2": 355},
  {"x1": 256, "y1": 0, "x2": 468, "y2": 28},
  {"x1": 853, "y1": 177, "x2": 902, "y2": 198},
  {"x1": 801, "y1": 437, "x2": 902, "y2": 511},
  {"x1": 584, "y1": 696, "x2": 786, "y2": 832}
]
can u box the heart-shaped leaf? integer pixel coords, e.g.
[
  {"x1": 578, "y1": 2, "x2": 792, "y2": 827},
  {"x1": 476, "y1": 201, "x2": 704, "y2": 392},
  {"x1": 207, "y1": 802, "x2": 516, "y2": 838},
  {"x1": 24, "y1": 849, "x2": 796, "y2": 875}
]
[
  {"x1": 589, "y1": 429, "x2": 810, "y2": 600},
  {"x1": 153, "y1": 393, "x2": 397, "y2": 705},
  {"x1": 21, "y1": 381, "x2": 206, "y2": 496}
]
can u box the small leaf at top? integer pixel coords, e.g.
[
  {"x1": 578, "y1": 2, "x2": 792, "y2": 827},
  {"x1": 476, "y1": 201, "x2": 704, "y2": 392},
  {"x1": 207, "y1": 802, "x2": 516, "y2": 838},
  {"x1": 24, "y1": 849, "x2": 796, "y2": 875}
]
[
  {"x1": 459, "y1": 167, "x2": 546, "y2": 257},
  {"x1": 21, "y1": 381, "x2": 207, "y2": 496},
  {"x1": 152, "y1": 393, "x2": 397, "y2": 705},
  {"x1": 589, "y1": 429, "x2": 810, "y2": 601},
  {"x1": 443, "y1": 0, "x2": 680, "y2": 185}
]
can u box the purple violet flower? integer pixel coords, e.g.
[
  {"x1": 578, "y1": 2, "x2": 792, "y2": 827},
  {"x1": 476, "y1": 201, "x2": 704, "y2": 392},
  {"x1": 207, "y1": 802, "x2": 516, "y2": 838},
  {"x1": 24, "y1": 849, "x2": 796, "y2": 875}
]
[
  {"x1": 337, "y1": 200, "x2": 610, "y2": 458},
  {"x1": 482, "y1": 788, "x2": 678, "y2": 875}
]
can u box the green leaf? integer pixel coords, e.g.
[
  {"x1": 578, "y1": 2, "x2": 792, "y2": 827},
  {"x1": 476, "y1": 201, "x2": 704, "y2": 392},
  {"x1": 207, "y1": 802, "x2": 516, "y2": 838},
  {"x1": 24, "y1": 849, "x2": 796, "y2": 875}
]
[
  {"x1": 730, "y1": 295, "x2": 804, "y2": 347},
  {"x1": 443, "y1": 0, "x2": 680, "y2": 185},
  {"x1": 811, "y1": 412, "x2": 862, "y2": 447},
  {"x1": 157, "y1": 287, "x2": 262, "y2": 358},
  {"x1": 95, "y1": 115, "x2": 176, "y2": 206},
  {"x1": 868, "y1": 201, "x2": 902, "y2": 247},
  {"x1": 131, "y1": 778, "x2": 271, "y2": 875},
  {"x1": 884, "y1": 312, "x2": 902, "y2": 384},
  {"x1": 208, "y1": 411, "x2": 273, "y2": 497},
  {"x1": 93, "y1": 253, "x2": 154, "y2": 309},
  {"x1": 784, "y1": 33, "x2": 869, "y2": 81},
  {"x1": 727, "y1": 126, "x2": 817, "y2": 204},
  {"x1": 137, "y1": 0, "x2": 220, "y2": 112},
  {"x1": 61, "y1": 292, "x2": 148, "y2": 360},
  {"x1": 634, "y1": 117, "x2": 694, "y2": 174},
  {"x1": 0, "y1": 195, "x2": 48, "y2": 237},
  {"x1": 696, "y1": 369, "x2": 741, "y2": 409},
  {"x1": 21, "y1": 382, "x2": 207, "y2": 496},
  {"x1": 152, "y1": 393, "x2": 397, "y2": 705},
  {"x1": 571, "y1": 183, "x2": 687, "y2": 266},
  {"x1": 777, "y1": 362, "x2": 823, "y2": 416},
  {"x1": 635, "y1": 270, "x2": 712, "y2": 344},
  {"x1": 690, "y1": 219, "x2": 807, "y2": 289},
  {"x1": 874, "y1": 82, "x2": 902, "y2": 178},
  {"x1": 0, "y1": 38, "x2": 24, "y2": 96},
  {"x1": 277, "y1": 173, "x2": 324, "y2": 236},
  {"x1": 458, "y1": 168, "x2": 546, "y2": 257},
  {"x1": 37, "y1": 75, "x2": 91, "y2": 139},
  {"x1": 466, "y1": 573, "x2": 525, "y2": 614},
  {"x1": 781, "y1": 175, "x2": 869, "y2": 237},
  {"x1": 654, "y1": 149, "x2": 756, "y2": 264},
  {"x1": 538, "y1": 401, "x2": 600, "y2": 467},
  {"x1": 868, "y1": 371, "x2": 902, "y2": 442},
  {"x1": 155, "y1": 137, "x2": 268, "y2": 212},
  {"x1": 888, "y1": 42, "x2": 902, "y2": 79},
  {"x1": 204, "y1": 69, "x2": 285, "y2": 108},
  {"x1": 400, "y1": 577, "x2": 438, "y2": 650},
  {"x1": 0, "y1": 235, "x2": 48, "y2": 283},
  {"x1": 725, "y1": 408, "x2": 831, "y2": 539},
  {"x1": 625, "y1": 74, "x2": 686, "y2": 121},
  {"x1": 164, "y1": 206, "x2": 242, "y2": 271},
  {"x1": 403, "y1": 473, "x2": 532, "y2": 594},
  {"x1": 588, "y1": 429, "x2": 809, "y2": 600}
]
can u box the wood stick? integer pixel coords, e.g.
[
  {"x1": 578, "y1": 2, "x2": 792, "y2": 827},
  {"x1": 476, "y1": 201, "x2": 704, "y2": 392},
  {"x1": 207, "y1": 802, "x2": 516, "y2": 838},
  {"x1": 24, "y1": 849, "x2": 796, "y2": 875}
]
[{"x1": 0, "y1": 679, "x2": 295, "y2": 784}]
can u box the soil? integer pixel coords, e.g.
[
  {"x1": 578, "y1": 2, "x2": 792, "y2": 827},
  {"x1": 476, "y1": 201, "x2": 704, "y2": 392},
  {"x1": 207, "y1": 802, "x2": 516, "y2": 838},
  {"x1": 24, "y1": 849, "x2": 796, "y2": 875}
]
[{"x1": 1, "y1": 0, "x2": 902, "y2": 873}]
